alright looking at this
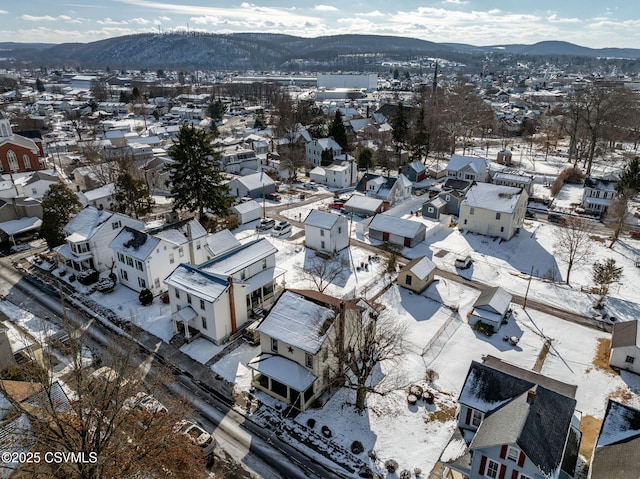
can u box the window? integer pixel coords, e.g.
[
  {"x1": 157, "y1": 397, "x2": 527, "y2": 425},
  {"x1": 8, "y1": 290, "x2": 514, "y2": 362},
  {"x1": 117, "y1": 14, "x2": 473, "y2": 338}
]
[
  {"x1": 495, "y1": 212, "x2": 501, "y2": 220},
  {"x1": 322, "y1": 347, "x2": 328, "y2": 361},
  {"x1": 470, "y1": 207, "x2": 475, "y2": 215},
  {"x1": 186, "y1": 294, "x2": 192, "y2": 305},
  {"x1": 200, "y1": 299, "x2": 205, "y2": 310},
  {"x1": 262, "y1": 258, "x2": 267, "y2": 270},
  {"x1": 428, "y1": 207, "x2": 434, "y2": 213},
  {"x1": 174, "y1": 289, "x2": 180, "y2": 299},
  {"x1": 625, "y1": 355, "x2": 635, "y2": 364},
  {"x1": 320, "y1": 229, "x2": 325, "y2": 236},
  {"x1": 179, "y1": 247, "x2": 184, "y2": 257},
  {"x1": 519, "y1": 475, "x2": 531, "y2": 479},
  {"x1": 305, "y1": 353, "x2": 313, "y2": 369},
  {"x1": 7, "y1": 150, "x2": 18, "y2": 171},
  {"x1": 472, "y1": 410, "x2": 483, "y2": 427},
  {"x1": 500, "y1": 226, "x2": 504, "y2": 233},
  {"x1": 321, "y1": 241, "x2": 325, "y2": 249},
  {"x1": 154, "y1": 278, "x2": 160, "y2": 289},
  {"x1": 126, "y1": 256, "x2": 133, "y2": 267},
  {"x1": 169, "y1": 254, "x2": 174, "y2": 264},
  {"x1": 405, "y1": 275, "x2": 412, "y2": 286},
  {"x1": 270, "y1": 338, "x2": 278, "y2": 353},
  {"x1": 202, "y1": 316, "x2": 207, "y2": 330},
  {"x1": 338, "y1": 226, "x2": 342, "y2": 234},
  {"x1": 196, "y1": 242, "x2": 201, "y2": 250},
  {"x1": 486, "y1": 460, "x2": 499, "y2": 478},
  {"x1": 463, "y1": 219, "x2": 468, "y2": 225},
  {"x1": 507, "y1": 447, "x2": 519, "y2": 462},
  {"x1": 120, "y1": 270, "x2": 128, "y2": 280},
  {"x1": 112, "y1": 220, "x2": 121, "y2": 230},
  {"x1": 135, "y1": 260, "x2": 143, "y2": 271},
  {"x1": 445, "y1": 194, "x2": 450, "y2": 201},
  {"x1": 117, "y1": 252, "x2": 125, "y2": 263},
  {"x1": 32, "y1": 188, "x2": 37, "y2": 194},
  {"x1": 138, "y1": 277, "x2": 146, "y2": 288},
  {"x1": 241, "y1": 269, "x2": 246, "y2": 280}
]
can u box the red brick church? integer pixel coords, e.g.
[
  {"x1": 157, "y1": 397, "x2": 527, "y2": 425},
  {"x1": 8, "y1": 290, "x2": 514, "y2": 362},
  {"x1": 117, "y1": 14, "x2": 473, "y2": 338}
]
[{"x1": 0, "y1": 112, "x2": 45, "y2": 174}]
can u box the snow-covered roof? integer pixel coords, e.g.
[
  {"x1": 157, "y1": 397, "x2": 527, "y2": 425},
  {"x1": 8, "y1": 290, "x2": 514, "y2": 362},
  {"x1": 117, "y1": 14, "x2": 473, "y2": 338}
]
[
  {"x1": 63, "y1": 206, "x2": 115, "y2": 241},
  {"x1": 597, "y1": 400, "x2": 640, "y2": 448},
  {"x1": 447, "y1": 154, "x2": 487, "y2": 173},
  {"x1": 232, "y1": 171, "x2": 275, "y2": 191},
  {"x1": 248, "y1": 354, "x2": 317, "y2": 391},
  {"x1": 304, "y1": 209, "x2": 342, "y2": 229},
  {"x1": 344, "y1": 195, "x2": 383, "y2": 212},
  {"x1": 109, "y1": 226, "x2": 160, "y2": 261},
  {"x1": 461, "y1": 183, "x2": 525, "y2": 213},
  {"x1": 82, "y1": 183, "x2": 115, "y2": 201},
  {"x1": 403, "y1": 256, "x2": 436, "y2": 280},
  {"x1": 232, "y1": 200, "x2": 261, "y2": 215},
  {"x1": 152, "y1": 219, "x2": 207, "y2": 245},
  {"x1": 257, "y1": 291, "x2": 335, "y2": 354},
  {"x1": 473, "y1": 286, "x2": 512, "y2": 317},
  {"x1": 163, "y1": 264, "x2": 229, "y2": 303},
  {"x1": 204, "y1": 229, "x2": 241, "y2": 257},
  {"x1": 0, "y1": 217, "x2": 42, "y2": 236},
  {"x1": 369, "y1": 214, "x2": 425, "y2": 237},
  {"x1": 201, "y1": 238, "x2": 276, "y2": 276}
]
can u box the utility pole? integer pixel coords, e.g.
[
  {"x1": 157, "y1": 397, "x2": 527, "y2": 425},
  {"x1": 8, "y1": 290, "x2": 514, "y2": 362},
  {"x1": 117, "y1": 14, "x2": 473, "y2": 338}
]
[{"x1": 523, "y1": 265, "x2": 534, "y2": 309}]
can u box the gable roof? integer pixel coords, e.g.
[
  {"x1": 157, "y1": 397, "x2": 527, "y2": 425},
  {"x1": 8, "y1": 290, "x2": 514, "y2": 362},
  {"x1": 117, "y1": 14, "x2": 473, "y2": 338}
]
[
  {"x1": 369, "y1": 214, "x2": 425, "y2": 237},
  {"x1": 447, "y1": 154, "x2": 487, "y2": 174},
  {"x1": 200, "y1": 238, "x2": 276, "y2": 276},
  {"x1": 256, "y1": 290, "x2": 336, "y2": 354},
  {"x1": 470, "y1": 384, "x2": 577, "y2": 476},
  {"x1": 590, "y1": 400, "x2": 640, "y2": 479},
  {"x1": 63, "y1": 206, "x2": 115, "y2": 241},
  {"x1": 109, "y1": 226, "x2": 159, "y2": 260},
  {"x1": 611, "y1": 320, "x2": 640, "y2": 349},
  {"x1": 163, "y1": 263, "x2": 229, "y2": 302},
  {"x1": 461, "y1": 183, "x2": 525, "y2": 213},
  {"x1": 231, "y1": 171, "x2": 275, "y2": 190},
  {"x1": 473, "y1": 286, "x2": 512, "y2": 316},
  {"x1": 400, "y1": 256, "x2": 436, "y2": 280},
  {"x1": 304, "y1": 209, "x2": 343, "y2": 229},
  {"x1": 204, "y1": 229, "x2": 241, "y2": 257}
]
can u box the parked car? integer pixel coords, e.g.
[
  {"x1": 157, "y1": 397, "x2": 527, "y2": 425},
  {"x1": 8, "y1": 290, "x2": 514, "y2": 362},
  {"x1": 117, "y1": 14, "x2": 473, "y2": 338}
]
[
  {"x1": 125, "y1": 392, "x2": 168, "y2": 414},
  {"x1": 271, "y1": 221, "x2": 291, "y2": 237},
  {"x1": 630, "y1": 229, "x2": 640, "y2": 239},
  {"x1": 176, "y1": 420, "x2": 215, "y2": 456},
  {"x1": 303, "y1": 182, "x2": 318, "y2": 190},
  {"x1": 455, "y1": 255, "x2": 473, "y2": 269},
  {"x1": 265, "y1": 192, "x2": 282, "y2": 201},
  {"x1": 328, "y1": 202, "x2": 345, "y2": 210},
  {"x1": 256, "y1": 218, "x2": 276, "y2": 232},
  {"x1": 9, "y1": 243, "x2": 30, "y2": 254}
]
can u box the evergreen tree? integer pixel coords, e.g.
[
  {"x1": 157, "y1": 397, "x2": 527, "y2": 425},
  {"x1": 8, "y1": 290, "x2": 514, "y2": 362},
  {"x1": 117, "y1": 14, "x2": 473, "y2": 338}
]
[
  {"x1": 390, "y1": 102, "x2": 409, "y2": 157},
  {"x1": 35, "y1": 77, "x2": 45, "y2": 92},
  {"x1": 40, "y1": 183, "x2": 82, "y2": 248},
  {"x1": 356, "y1": 147, "x2": 374, "y2": 172},
  {"x1": 409, "y1": 107, "x2": 429, "y2": 162},
  {"x1": 207, "y1": 99, "x2": 226, "y2": 122},
  {"x1": 617, "y1": 156, "x2": 640, "y2": 194},
  {"x1": 328, "y1": 110, "x2": 348, "y2": 150},
  {"x1": 321, "y1": 148, "x2": 334, "y2": 167},
  {"x1": 166, "y1": 124, "x2": 232, "y2": 221},
  {"x1": 592, "y1": 258, "x2": 623, "y2": 300},
  {"x1": 113, "y1": 172, "x2": 155, "y2": 219}
]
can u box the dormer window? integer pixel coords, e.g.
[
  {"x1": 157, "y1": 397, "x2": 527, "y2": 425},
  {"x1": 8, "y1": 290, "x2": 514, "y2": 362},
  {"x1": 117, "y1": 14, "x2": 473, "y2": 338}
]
[
  {"x1": 71, "y1": 242, "x2": 90, "y2": 254},
  {"x1": 112, "y1": 220, "x2": 121, "y2": 230},
  {"x1": 507, "y1": 447, "x2": 519, "y2": 461}
]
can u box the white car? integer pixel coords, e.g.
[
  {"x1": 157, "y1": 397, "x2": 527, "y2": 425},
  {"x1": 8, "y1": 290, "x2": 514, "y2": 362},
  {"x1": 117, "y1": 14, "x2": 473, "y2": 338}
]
[
  {"x1": 271, "y1": 221, "x2": 291, "y2": 237},
  {"x1": 176, "y1": 420, "x2": 215, "y2": 456},
  {"x1": 125, "y1": 392, "x2": 168, "y2": 415}
]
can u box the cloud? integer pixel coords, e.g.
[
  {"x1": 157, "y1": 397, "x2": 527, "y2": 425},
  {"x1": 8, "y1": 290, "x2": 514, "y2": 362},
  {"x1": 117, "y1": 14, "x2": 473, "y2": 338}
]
[
  {"x1": 355, "y1": 10, "x2": 385, "y2": 18},
  {"x1": 314, "y1": 5, "x2": 338, "y2": 11},
  {"x1": 0, "y1": 10, "x2": 8, "y2": 15},
  {"x1": 443, "y1": 0, "x2": 469, "y2": 4},
  {"x1": 97, "y1": 18, "x2": 129, "y2": 25},
  {"x1": 21, "y1": 15, "x2": 58, "y2": 22},
  {"x1": 130, "y1": 17, "x2": 151, "y2": 25}
]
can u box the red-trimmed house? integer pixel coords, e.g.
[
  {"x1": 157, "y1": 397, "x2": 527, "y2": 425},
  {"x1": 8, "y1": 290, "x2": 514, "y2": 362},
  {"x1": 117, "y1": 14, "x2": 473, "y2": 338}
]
[{"x1": 0, "y1": 113, "x2": 45, "y2": 174}]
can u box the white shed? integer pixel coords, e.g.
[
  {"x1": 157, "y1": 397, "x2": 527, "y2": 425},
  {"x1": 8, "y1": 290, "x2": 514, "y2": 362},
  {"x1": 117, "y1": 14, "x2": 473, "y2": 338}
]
[
  {"x1": 232, "y1": 200, "x2": 262, "y2": 224},
  {"x1": 609, "y1": 320, "x2": 640, "y2": 374}
]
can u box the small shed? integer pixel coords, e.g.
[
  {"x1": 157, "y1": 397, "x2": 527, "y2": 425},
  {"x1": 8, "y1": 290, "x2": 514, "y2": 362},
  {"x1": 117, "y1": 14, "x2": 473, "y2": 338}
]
[
  {"x1": 496, "y1": 149, "x2": 513, "y2": 165},
  {"x1": 368, "y1": 215, "x2": 426, "y2": 248},
  {"x1": 232, "y1": 200, "x2": 262, "y2": 224},
  {"x1": 401, "y1": 160, "x2": 427, "y2": 182},
  {"x1": 397, "y1": 256, "x2": 436, "y2": 293},
  {"x1": 609, "y1": 320, "x2": 640, "y2": 374},
  {"x1": 469, "y1": 286, "x2": 512, "y2": 332},
  {"x1": 422, "y1": 196, "x2": 447, "y2": 220},
  {"x1": 344, "y1": 195, "x2": 385, "y2": 217}
]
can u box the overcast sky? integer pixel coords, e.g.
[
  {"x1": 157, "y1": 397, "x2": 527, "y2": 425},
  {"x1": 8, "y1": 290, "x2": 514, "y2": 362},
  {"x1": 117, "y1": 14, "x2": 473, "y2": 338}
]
[{"x1": 1, "y1": 1, "x2": 639, "y2": 49}]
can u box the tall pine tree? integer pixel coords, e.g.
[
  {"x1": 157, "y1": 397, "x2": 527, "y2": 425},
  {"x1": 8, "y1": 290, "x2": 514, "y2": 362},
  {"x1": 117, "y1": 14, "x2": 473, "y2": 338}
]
[
  {"x1": 328, "y1": 110, "x2": 348, "y2": 151},
  {"x1": 166, "y1": 125, "x2": 232, "y2": 222},
  {"x1": 40, "y1": 183, "x2": 82, "y2": 248},
  {"x1": 113, "y1": 172, "x2": 155, "y2": 219}
]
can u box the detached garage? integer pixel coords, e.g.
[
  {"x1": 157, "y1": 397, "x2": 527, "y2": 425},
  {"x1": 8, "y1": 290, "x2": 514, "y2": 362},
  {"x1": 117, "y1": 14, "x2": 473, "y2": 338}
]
[
  {"x1": 368, "y1": 215, "x2": 426, "y2": 248},
  {"x1": 232, "y1": 200, "x2": 262, "y2": 224},
  {"x1": 469, "y1": 286, "x2": 512, "y2": 333}
]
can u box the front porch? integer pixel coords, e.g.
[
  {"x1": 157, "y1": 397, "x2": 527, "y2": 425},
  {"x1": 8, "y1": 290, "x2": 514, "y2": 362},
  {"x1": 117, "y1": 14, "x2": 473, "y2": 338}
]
[
  {"x1": 248, "y1": 353, "x2": 318, "y2": 412},
  {"x1": 171, "y1": 306, "x2": 201, "y2": 343}
]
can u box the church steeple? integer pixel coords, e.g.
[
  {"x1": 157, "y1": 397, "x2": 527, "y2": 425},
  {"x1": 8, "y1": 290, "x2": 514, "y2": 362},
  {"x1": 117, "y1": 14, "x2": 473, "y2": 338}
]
[{"x1": 0, "y1": 111, "x2": 12, "y2": 138}]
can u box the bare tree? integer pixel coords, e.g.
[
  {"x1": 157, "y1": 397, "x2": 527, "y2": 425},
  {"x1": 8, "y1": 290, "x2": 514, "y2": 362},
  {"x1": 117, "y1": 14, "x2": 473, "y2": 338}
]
[
  {"x1": 298, "y1": 256, "x2": 348, "y2": 293},
  {"x1": 0, "y1": 325, "x2": 207, "y2": 479},
  {"x1": 553, "y1": 216, "x2": 593, "y2": 285},
  {"x1": 606, "y1": 189, "x2": 633, "y2": 248},
  {"x1": 331, "y1": 308, "x2": 407, "y2": 411}
]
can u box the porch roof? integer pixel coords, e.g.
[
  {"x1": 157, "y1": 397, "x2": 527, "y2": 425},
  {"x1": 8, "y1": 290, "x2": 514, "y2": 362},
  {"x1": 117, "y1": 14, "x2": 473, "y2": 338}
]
[
  {"x1": 243, "y1": 267, "x2": 286, "y2": 294},
  {"x1": 248, "y1": 353, "x2": 316, "y2": 392}
]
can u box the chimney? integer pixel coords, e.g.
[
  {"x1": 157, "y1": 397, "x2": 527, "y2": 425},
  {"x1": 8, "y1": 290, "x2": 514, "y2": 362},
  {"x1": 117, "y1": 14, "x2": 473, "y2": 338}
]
[{"x1": 526, "y1": 389, "x2": 536, "y2": 404}]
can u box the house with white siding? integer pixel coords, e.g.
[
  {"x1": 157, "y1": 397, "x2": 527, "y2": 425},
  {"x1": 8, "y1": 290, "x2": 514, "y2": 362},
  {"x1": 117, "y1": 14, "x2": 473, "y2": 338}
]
[
  {"x1": 459, "y1": 184, "x2": 528, "y2": 241},
  {"x1": 164, "y1": 238, "x2": 285, "y2": 344},
  {"x1": 609, "y1": 320, "x2": 640, "y2": 374},
  {"x1": 305, "y1": 138, "x2": 343, "y2": 168},
  {"x1": 446, "y1": 155, "x2": 489, "y2": 183},
  {"x1": 303, "y1": 210, "x2": 349, "y2": 253},
  {"x1": 55, "y1": 207, "x2": 144, "y2": 274},
  {"x1": 581, "y1": 175, "x2": 618, "y2": 215},
  {"x1": 109, "y1": 218, "x2": 208, "y2": 295}
]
